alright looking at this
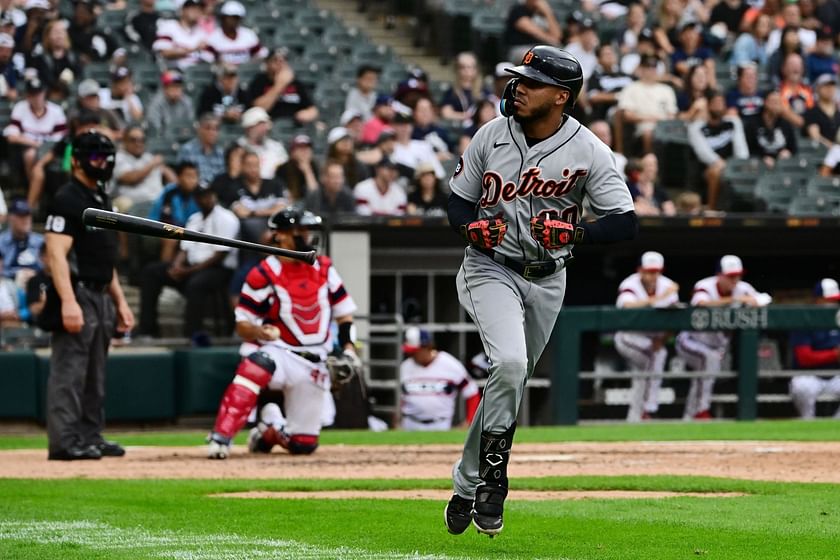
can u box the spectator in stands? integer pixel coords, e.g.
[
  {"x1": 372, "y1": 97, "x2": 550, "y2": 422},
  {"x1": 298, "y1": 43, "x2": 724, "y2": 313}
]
[
  {"x1": 147, "y1": 70, "x2": 195, "y2": 132},
  {"x1": 304, "y1": 160, "x2": 356, "y2": 219},
  {"x1": 671, "y1": 22, "x2": 716, "y2": 86},
  {"x1": 209, "y1": 143, "x2": 245, "y2": 203},
  {"x1": 139, "y1": 182, "x2": 239, "y2": 338},
  {"x1": 205, "y1": 1, "x2": 265, "y2": 65},
  {"x1": 125, "y1": 0, "x2": 159, "y2": 51},
  {"x1": 816, "y1": 0, "x2": 840, "y2": 35},
  {"x1": 440, "y1": 52, "x2": 485, "y2": 123},
  {"x1": 275, "y1": 134, "x2": 319, "y2": 203},
  {"x1": 617, "y1": 3, "x2": 647, "y2": 56},
  {"x1": 244, "y1": 47, "x2": 318, "y2": 126},
  {"x1": 617, "y1": 54, "x2": 678, "y2": 154},
  {"x1": 3, "y1": 77, "x2": 67, "y2": 181},
  {"x1": 778, "y1": 52, "x2": 813, "y2": 128},
  {"x1": 99, "y1": 66, "x2": 143, "y2": 127},
  {"x1": 766, "y1": 1, "x2": 817, "y2": 54},
  {"x1": 391, "y1": 110, "x2": 445, "y2": 181},
  {"x1": 805, "y1": 26, "x2": 839, "y2": 83},
  {"x1": 153, "y1": 0, "x2": 210, "y2": 70},
  {"x1": 620, "y1": 28, "x2": 665, "y2": 78},
  {"x1": 177, "y1": 114, "x2": 225, "y2": 185},
  {"x1": 688, "y1": 90, "x2": 750, "y2": 209},
  {"x1": 326, "y1": 126, "x2": 370, "y2": 188},
  {"x1": 340, "y1": 109, "x2": 364, "y2": 141},
  {"x1": 710, "y1": 0, "x2": 749, "y2": 38},
  {"x1": 397, "y1": 327, "x2": 480, "y2": 431},
  {"x1": 376, "y1": 128, "x2": 397, "y2": 164},
  {"x1": 818, "y1": 132, "x2": 840, "y2": 175},
  {"x1": 354, "y1": 158, "x2": 406, "y2": 216},
  {"x1": 504, "y1": 0, "x2": 562, "y2": 62},
  {"x1": 412, "y1": 97, "x2": 454, "y2": 157},
  {"x1": 564, "y1": 18, "x2": 599, "y2": 81},
  {"x1": 393, "y1": 67, "x2": 430, "y2": 108},
  {"x1": 148, "y1": 161, "x2": 201, "y2": 263},
  {"x1": 674, "y1": 191, "x2": 704, "y2": 214},
  {"x1": 589, "y1": 119, "x2": 627, "y2": 174},
  {"x1": 113, "y1": 124, "x2": 172, "y2": 214},
  {"x1": 587, "y1": 44, "x2": 634, "y2": 122},
  {"x1": 345, "y1": 64, "x2": 379, "y2": 122},
  {"x1": 67, "y1": 79, "x2": 122, "y2": 140},
  {"x1": 0, "y1": 199, "x2": 43, "y2": 285},
  {"x1": 0, "y1": 253, "x2": 21, "y2": 327},
  {"x1": 789, "y1": 278, "x2": 840, "y2": 419},
  {"x1": 198, "y1": 0, "x2": 218, "y2": 34},
  {"x1": 68, "y1": 0, "x2": 117, "y2": 63},
  {"x1": 407, "y1": 161, "x2": 447, "y2": 217},
  {"x1": 197, "y1": 62, "x2": 246, "y2": 123},
  {"x1": 746, "y1": 90, "x2": 798, "y2": 167},
  {"x1": 805, "y1": 73, "x2": 840, "y2": 147},
  {"x1": 15, "y1": 0, "x2": 49, "y2": 56},
  {"x1": 0, "y1": 32, "x2": 17, "y2": 100},
  {"x1": 461, "y1": 98, "x2": 497, "y2": 142},
  {"x1": 222, "y1": 150, "x2": 286, "y2": 225},
  {"x1": 726, "y1": 62, "x2": 765, "y2": 128},
  {"x1": 767, "y1": 26, "x2": 804, "y2": 81},
  {"x1": 730, "y1": 13, "x2": 771, "y2": 67},
  {"x1": 0, "y1": 0, "x2": 25, "y2": 29},
  {"x1": 360, "y1": 94, "x2": 396, "y2": 146},
  {"x1": 237, "y1": 107, "x2": 288, "y2": 180},
  {"x1": 654, "y1": 0, "x2": 707, "y2": 55},
  {"x1": 626, "y1": 154, "x2": 676, "y2": 216},
  {"x1": 28, "y1": 19, "x2": 80, "y2": 103}
]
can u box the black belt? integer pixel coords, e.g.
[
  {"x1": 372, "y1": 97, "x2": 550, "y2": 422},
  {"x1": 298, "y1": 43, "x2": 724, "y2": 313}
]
[
  {"x1": 475, "y1": 248, "x2": 570, "y2": 280},
  {"x1": 292, "y1": 350, "x2": 323, "y2": 363},
  {"x1": 76, "y1": 280, "x2": 110, "y2": 293},
  {"x1": 405, "y1": 414, "x2": 448, "y2": 424}
]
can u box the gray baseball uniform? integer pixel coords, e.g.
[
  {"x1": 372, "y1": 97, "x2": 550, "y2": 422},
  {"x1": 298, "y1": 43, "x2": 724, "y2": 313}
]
[{"x1": 449, "y1": 114, "x2": 634, "y2": 498}]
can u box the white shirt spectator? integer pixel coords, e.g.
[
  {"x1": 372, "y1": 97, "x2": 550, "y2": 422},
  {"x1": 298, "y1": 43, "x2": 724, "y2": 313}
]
[
  {"x1": 822, "y1": 144, "x2": 840, "y2": 170},
  {"x1": 345, "y1": 87, "x2": 376, "y2": 121},
  {"x1": 3, "y1": 100, "x2": 67, "y2": 143},
  {"x1": 99, "y1": 89, "x2": 143, "y2": 123},
  {"x1": 113, "y1": 149, "x2": 164, "y2": 205},
  {"x1": 564, "y1": 43, "x2": 598, "y2": 83},
  {"x1": 399, "y1": 350, "x2": 479, "y2": 431},
  {"x1": 205, "y1": 26, "x2": 266, "y2": 65},
  {"x1": 237, "y1": 137, "x2": 288, "y2": 180},
  {"x1": 181, "y1": 204, "x2": 240, "y2": 269},
  {"x1": 153, "y1": 18, "x2": 211, "y2": 69},
  {"x1": 0, "y1": 277, "x2": 16, "y2": 316},
  {"x1": 391, "y1": 140, "x2": 446, "y2": 179},
  {"x1": 353, "y1": 178, "x2": 407, "y2": 215},
  {"x1": 617, "y1": 81, "x2": 677, "y2": 133}
]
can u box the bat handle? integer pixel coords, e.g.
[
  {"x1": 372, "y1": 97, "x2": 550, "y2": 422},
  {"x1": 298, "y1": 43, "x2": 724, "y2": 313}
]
[{"x1": 304, "y1": 250, "x2": 317, "y2": 265}]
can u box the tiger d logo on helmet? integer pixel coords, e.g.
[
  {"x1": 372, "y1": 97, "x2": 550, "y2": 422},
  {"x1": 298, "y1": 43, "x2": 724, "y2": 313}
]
[{"x1": 72, "y1": 131, "x2": 117, "y2": 183}]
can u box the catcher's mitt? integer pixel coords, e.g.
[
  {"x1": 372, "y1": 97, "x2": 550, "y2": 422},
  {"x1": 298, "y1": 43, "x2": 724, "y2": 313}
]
[{"x1": 326, "y1": 349, "x2": 362, "y2": 391}]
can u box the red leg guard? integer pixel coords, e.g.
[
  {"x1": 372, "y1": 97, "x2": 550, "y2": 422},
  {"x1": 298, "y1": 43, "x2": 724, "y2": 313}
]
[
  {"x1": 212, "y1": 352, "x2": 275, "y2": 439},
  {"x1": 285, "y1": 434, "x2": 319, "y2": 455}
]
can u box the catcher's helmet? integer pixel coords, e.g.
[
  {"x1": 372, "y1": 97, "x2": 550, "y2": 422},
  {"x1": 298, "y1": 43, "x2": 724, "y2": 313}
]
[
  {"x1": 72, "y1": 131, "x2": 117, "y2": 182},
  {"x1": 267, "y1": 207, "x2": 323, "y2": 231},
  {"x1": 504, "y1": 46, "x2": 584, "y2": 104}
]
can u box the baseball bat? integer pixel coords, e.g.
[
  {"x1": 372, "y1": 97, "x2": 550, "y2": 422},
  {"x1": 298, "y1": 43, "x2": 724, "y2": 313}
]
[{"x1": 82, "y1": 208, "x2": 317, "y2": 265}]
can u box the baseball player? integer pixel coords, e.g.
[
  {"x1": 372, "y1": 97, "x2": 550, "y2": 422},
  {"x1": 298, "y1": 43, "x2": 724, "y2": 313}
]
[
  {"x1": 206, "y1": 208, "x2": 360, "y2": 458},
  {"x1": 614, "y1": 251, "x2": 680, "y2": 422},
  {"x1": 789, "y1": 278, "x2": 840, "y2": 419},
  {"x1": 397, "y1": 327, "x2": 481, "y2": 431},
  {"x1": 676, "y1": 255, "x2": 771, "y2": 420},
  {"x1": 444, "y1": 46, "x2": 637, "y2": 537}
]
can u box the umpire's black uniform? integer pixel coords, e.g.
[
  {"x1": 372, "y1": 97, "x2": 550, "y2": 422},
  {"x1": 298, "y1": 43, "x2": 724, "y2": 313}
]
[{"x1": 44, "y1": 132, "x2": 126, "y2": 461}]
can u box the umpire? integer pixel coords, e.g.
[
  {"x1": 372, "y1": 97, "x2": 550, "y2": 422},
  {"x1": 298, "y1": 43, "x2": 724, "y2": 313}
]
[{"x1": 43, "y1": 131, "x2": 135, "y2": 461}]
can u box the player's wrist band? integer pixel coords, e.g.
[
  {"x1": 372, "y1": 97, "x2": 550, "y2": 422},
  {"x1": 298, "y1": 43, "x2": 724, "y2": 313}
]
[{"x1": 338, "y1": 322, "x2": 354, "y2": 348}]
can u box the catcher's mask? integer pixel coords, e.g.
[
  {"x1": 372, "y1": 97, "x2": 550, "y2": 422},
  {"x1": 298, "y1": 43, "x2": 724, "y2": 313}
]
[{"x1": 267, "y1": 207, "x2": 324, "y2": 253}]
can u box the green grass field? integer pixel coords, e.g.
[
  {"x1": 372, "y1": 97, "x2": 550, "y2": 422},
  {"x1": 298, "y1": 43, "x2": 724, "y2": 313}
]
[{"x1": 2, "y1": 420, "x2": 839, "y2": 560}]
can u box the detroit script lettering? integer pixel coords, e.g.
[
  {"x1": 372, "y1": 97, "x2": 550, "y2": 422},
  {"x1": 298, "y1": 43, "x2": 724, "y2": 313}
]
[{"x1": 479, "y1": 167, "x2": 588, "y2": 207}]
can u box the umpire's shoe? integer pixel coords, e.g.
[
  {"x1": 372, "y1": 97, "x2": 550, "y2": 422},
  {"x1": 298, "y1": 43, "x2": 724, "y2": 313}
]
[
  {"x1": 95, "y1": 440, "x2": 126, "y2": 457},
  {"x1": 48, "y1": 444, "x2": 102, "y2": 461},
  {"x1": 472, "y1": 484, "x2": 507, "y2": 536},
  {"x1": 444, "y1": 494, "x2": 473, "y2": 535}
]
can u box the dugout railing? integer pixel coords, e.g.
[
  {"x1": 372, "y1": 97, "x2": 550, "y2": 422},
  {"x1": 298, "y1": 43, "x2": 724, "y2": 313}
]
[{"x1": 552, "y1": 305, "x2": 840, "y2": 424}]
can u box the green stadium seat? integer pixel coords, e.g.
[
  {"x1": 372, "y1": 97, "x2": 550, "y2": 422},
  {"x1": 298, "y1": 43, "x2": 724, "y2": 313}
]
[
  {"x1": 654, "y1": 119, "x2": 689, "y2": 145},
  {"x1": 754, "y1": 173, "x2": 802, "y2": 212},
  {"x1": 723, "y1": 157, "x2": 765, "y2": 196},
  {"x1": 292, "y1": 9, "x2": 333, "y2": 36},
  {"x1": 788, "y1": 196, "x2": 840, "y2": 216},
  {"x1": 805, "y1": 175, "x2": 840, "y2": 203}
]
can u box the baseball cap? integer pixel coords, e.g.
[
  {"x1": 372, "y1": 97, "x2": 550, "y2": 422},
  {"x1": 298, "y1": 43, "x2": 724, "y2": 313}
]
[
  {"x1": 241, "y1": 106, "x2": 271, "y2": 128},
  {"x1": 718, "y1": 255, "x2": 744, "y2": 277},
  {"x1": 0, "y1": 33, "x2": 14, "y2": 48},
  {"x1": 638, "y1": 28, "x2": 655, "y2": 43},
  {"x1": 414, "y1": 160, "x2": 436, "y2": 179},
  {"x1": 640, "y1": 251, "x2": 664, "y2": 272},
  {"x1": 374, "y1": 93, "x2": 393, "y2": 107},
  {"x1": 78, "y1": 79, "x2": 100, "y2": 97},
  {"x1": 161, "y1": 69, "x2": 184, "y2": 86},
  {"x1": 177, "y1": 0, "x2": 202, "y2": 9},
  {"x1": 327, "y1": 126, "x2": 350, "y2": 145},
  {"x1": 402, "y1": 326, "x2": 432, "y2": 354},
  {"x1": 24, "y1": 0, "x2": 50, "y2": 10},
  {"x1": 815, "y1": 278, "x2": 840, "y2": 301},
  {"x1": 111, "y1": 65, "x2": 132, "y2": 81},
  {"x1": 25, "y1": 77, "x2": 44, "y2": 94},
  {"x1": 580, "y1": 18, "x2": 597, "y2": 31},
  {"x1": 219, "y1": 0, "x2": 246, "y2": 17},
  {"x1": 376, "y1": 128, "x2": 396, "y2": 144},
  {"x1": 290, "y1": 134, "x2": 312, "y2": 149},
  {"x1": 815, "y1": 73, "x2": 837, "y2": 86},
  {"x1": 340, "y1": 109, "x2": 362, "y2": 126},
  {"x1": 392, "y1": 110, "x2": 413, "y2": 124},
  {"x1": 680, "y1": 20, "x2": 702, "y2": 33},
  {"x1": 9, "y1": 199, "x2": 31, "y2": 216},
  {"x1": 195, "y1": 181, "x2": 215, "y2": 195},
  {"x1": 267, "y1": 46, "x2": 289, "y2": 60}
]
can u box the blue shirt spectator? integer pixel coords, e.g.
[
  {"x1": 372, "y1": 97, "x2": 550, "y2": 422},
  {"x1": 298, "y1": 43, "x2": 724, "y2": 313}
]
[
  {"x1": 176, "y1": 114, "x2": 226, "y2": 184},
  {"x1": 0, "y1": 199, "x2": 43, "y2": 279},
  {"x1": 148, "y1": 162, "x2": 201, "y2": 227}
]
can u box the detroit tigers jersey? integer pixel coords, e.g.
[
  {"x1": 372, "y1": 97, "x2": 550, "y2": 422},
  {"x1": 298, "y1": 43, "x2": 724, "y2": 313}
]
[
  {"x1": 235, "y1": 255, "x2": 357, "y2": 358},
  {"x1": 400, "y1": 351, "x2": 479, "y2": 426},
  {"x1": 450, "y1": 115, "x2": 634, "y2": 262},
  {"x1": 684, "y1": 275, "x2": 760, "y2": 348}
]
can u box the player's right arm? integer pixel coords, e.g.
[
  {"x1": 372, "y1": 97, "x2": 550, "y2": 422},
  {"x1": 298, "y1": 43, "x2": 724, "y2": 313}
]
[{"x1": 234, "y1": 264, "x2": 280, "y2": 342}]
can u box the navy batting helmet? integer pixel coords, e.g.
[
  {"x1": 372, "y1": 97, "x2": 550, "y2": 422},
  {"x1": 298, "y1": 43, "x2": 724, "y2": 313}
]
[
  {"x1": 504, "y1": 46, "x2": 584, "y2": 104},
  {"x1": 267, "y1": 207, "x2": 323, "y2": 231}
]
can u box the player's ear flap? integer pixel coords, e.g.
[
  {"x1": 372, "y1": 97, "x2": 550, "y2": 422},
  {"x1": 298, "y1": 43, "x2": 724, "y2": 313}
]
[{"x1": 500, "y1": 78, "x2": 519, "y2": 117}]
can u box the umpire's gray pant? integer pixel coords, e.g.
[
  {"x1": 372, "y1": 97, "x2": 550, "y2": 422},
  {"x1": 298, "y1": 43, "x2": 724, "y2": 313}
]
[{"x1": 47, "y1": 286, "x2": 115, "y2": 453}]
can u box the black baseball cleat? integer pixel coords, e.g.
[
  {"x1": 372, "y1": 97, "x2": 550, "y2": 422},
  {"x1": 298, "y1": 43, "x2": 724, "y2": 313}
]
[
  {"x1": 472, "y1": 484, "x2": 507, "y2": 537},
  {"x1": 444, "y1": 494, "x2": 473, "y2": 535},
  {"x1": 48, "y1": 444, "x2": 102, "y2": 461},
  {"x1": 95, "y1": 440, "x2": 126, "y2": 457}
]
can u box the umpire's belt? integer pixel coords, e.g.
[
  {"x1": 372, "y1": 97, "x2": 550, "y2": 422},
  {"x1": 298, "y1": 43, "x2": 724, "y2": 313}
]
[
  {"x1": 76, "y1": 279, "x2": 110, "y2": 293},
  {"x1": 476, "y1": 248, "x2": 569, "y2": 280}
]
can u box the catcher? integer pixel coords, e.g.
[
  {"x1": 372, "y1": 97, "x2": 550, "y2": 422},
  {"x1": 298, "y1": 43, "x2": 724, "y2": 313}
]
[{"x1": 206, "y1": 208, "x2": 360, "y2": 458}]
